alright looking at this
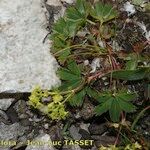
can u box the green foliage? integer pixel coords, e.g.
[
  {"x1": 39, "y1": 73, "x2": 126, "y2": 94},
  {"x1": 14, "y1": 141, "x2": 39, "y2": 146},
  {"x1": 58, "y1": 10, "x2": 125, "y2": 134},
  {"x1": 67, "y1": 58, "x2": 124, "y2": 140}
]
[
  {"x1": 50, "y1": 0, "x2": 118, "y2": 64},
  {"x1": 29, "y1": 86, "x2": 68, "y2": 120},
  {"x1": 58, "y1": 60, "x2": 99, "y2": 106},
  {"x1": 95, "y1": 90, "x2": 137, "y2": 122},
  {"x1": 66, "y1": 0, "x2": 90, "y2": 25},
  {"x1": 57, "y1": 60, "x2": 83, "y2": 91},
  {"x1": 90, "y1": 2, "x2": 118, "y2": 24},
  {"x1": 29, "y1": 0, "x2": 149, "y2": 126},
  {"x1": 111, "y1": 67, "x2": 150, "y2": 81}
]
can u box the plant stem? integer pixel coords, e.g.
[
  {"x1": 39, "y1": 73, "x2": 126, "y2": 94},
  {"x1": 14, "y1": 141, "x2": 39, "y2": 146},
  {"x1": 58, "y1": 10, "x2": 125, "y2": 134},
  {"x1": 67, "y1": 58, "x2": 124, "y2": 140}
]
[
  {"x1": 62, "y1": 79, "x2": 87, "y2": 104},
  {"x1": 131, "y1": 105, "x2": 150, "y2": 131},
  {"x1": 62, "y1": 92, "x2": 74, "y2": 104},
  {"x1": 86, "y1": 19, "x2": 96, "y2": 25},
  {"x1": 54, "y1": 44, "x2": 83, "y2": 56},
  {"x1": 59, "y1": 79, "x2": 86, "y2": 95},
  {"x1": 114, "y1": 125, "x2": 122, "y2": 146}
]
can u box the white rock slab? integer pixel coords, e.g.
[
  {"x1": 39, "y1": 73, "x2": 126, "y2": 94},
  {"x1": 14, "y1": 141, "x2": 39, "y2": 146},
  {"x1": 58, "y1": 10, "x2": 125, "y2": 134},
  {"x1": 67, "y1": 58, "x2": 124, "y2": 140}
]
[
  {"x1": 0, "y1": 98, "x2": 15, "y2": 110},
  {"x1": 0, "y1": 0, "x2": 61, "y2": 92}
]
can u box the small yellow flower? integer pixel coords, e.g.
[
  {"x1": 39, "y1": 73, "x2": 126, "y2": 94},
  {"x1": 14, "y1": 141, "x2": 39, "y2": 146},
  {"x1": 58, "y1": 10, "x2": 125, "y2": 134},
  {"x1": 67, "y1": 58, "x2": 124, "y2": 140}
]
[{"x1": 53, "y1": 94, "x2": 63, "y2": 103}]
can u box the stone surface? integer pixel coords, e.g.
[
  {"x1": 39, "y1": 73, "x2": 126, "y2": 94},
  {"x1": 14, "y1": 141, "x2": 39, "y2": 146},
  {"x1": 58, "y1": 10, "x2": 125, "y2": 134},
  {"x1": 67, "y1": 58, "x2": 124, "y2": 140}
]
[
  {"x1": 62, "y1": 145, "x2": 82, "y2": 150},
  {"x1": 25, "y1": 133, "x2": 56, "y2": 150},
  {"x1": 0, "y1": 122, "x2": 26, "y2": 140},
  {"x1": 89, "y1": 123, "x2": 107, "y2": 135},
  {"x1": 0, "y1": 98, "x2": 15, "y2": 110},
  {"x1": 0, "y1": 0, "x2": 60, "y2": 92},
  {"x1": 69, "y1": 125, "x2": 82, "y2": 140}
]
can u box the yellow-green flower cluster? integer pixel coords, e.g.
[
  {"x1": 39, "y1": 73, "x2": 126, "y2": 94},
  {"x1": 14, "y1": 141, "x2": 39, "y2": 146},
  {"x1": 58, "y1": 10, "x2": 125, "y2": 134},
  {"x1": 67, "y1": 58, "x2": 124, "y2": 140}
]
[{"x1": 29, "y1": 86, "x2": 68, "y2": 120}]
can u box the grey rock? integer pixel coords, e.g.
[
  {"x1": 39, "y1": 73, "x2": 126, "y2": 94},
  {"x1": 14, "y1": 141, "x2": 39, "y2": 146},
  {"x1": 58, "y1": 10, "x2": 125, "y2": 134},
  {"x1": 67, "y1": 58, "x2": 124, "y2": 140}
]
[
  {"x1": 6, "y1": 106, "x2": 19, "y2": 123},
  {"x1": 89, "y1": 123, "x2": 107, "y2": 135},
  {"x1": 79, "y1": 129, "x2": 91, "y2": 140},
  {"x1": 0, "y1": 122, "x2": 26, "y2": 139},
  {"x1": 0, "y1": 110, "x2": 11, "y2": 125},
  {"x1": 78, "y1": 98, "x2": 95, "y2": 120},
  {"x1": 44, "y1": 123, "x2": 49, "y2": 129},
  {"x1": 48, "y1": 124, "x2": 63, "y2": 149},
  {"x1": 0, "y1": 122, "x2": 26, "y2": 143},
  {"x1": 13, "y1": 100, "x2": 29, "y2": 119},
  {"x1": 49, "y1": 125, "x2": 63, "y2": 140},
  {"x1": 69, "y1": 125, "x2": 82, "y2": 140},
  {"x1": 0, "y1": 0, "x2": 60, "y2": 92},
  {"x1": 61, "y1": 0, "x2": 76, "y2": 4},
  {"x1": 91, "y1": 135, "x2": 116, "y2": 147},
  {"x1": 62, "y1": 145, "x2": 82, "y2": 150},
  {"x1": 0, "y1": 98, "x2": 15, "y2": 110},
  {"x1": 25, "y1": 133, "x2": 56, "y2": 150},
  {"x1": 20, "y1": 118, "x2": 31, "y2": 127}
]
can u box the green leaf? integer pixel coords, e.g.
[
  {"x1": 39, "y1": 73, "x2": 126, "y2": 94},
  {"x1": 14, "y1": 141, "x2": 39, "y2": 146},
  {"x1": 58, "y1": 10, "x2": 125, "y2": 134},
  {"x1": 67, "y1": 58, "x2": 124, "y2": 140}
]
[
  {"x1": 90, "y1": 2, "x2": 118, "y2": 24},
  {"x1": 86, "y1": 87, "x2": 100, "y2": 99},
  {"x1": 66, "y1": 7, "x2": 83, "y2": 22},
  {"x1": 58, "y1": 61, "x2": 83, "y2": 91},
  {"x1": 67, "y1": 60, "x2": 81, "y2": 75},
  {"x1": 117, "y1": 91, "x2": 137, "y2": 101},
  {"x1": 118, "y1": 99, "x2": 136, "y2": 113},
  {"x1": 57, "y1": 68, "x2": 81, "y2": 81},
  {"x1": 111, "y1": 67, "x2": 150, "y2": 80},
  {"x1": 125, "y1": 60, "x2": 138, "y2": 70},
  {"x1": 59, "y1": 79, "x2": 81, "y2": 91},
  {"x1": 97, "y1": 92, "x2": 112, "y2": 103},
  {"x1": 125, "y1": 53, "x2": 138, "y2": 70},
  {"x1": 66, "y1": 0, "x2": 89, "y2": 26},
  {"x1": 58, "y1": 49, "x2": 71, "y2": 64},
  {"x1": 109, "y1": 98, "x2": 122, "y2": 122},
  {"x1": 67, "y1": 20, "x2": 78, "y2": 37},
  {"x1": 51, "y1": 37, "x2": 68, "y2": 52},
  {"x1": 69, "y1": 89, "x2": 86, "y2": 106},
  {"x1": 76, "y1": 0, "x2": 91, "y2": 17},
  {"x1": 52, "y1": 18, "x2": 69, "y2": 39},
  {"x1": 95, "y1": 90, "x2": 137, "y2": 122},
  {"x1": 95, "y1": 99, "x2": 112, "y2": 116}
]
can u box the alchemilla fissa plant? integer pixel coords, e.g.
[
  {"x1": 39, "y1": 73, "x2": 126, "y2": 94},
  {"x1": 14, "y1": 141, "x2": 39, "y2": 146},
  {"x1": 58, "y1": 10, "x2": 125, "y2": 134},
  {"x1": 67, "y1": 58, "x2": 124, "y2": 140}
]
[{"x1": 29, "y1": 0, "x2": 150, "y2": 124}]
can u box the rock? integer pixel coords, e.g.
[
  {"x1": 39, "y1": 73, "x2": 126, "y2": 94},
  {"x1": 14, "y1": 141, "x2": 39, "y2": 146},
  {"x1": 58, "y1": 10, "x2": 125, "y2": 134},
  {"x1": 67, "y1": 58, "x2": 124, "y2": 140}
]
[
  {"x1": 89, "y1": 123, "x2": 107, "y2": 135},
  {"x1": 6, "y1": 106, "x2": 19, "y2": 123},
  {"x1": 44, "y1": 123, "x2": 49, "y2": 130},
  {"x1": 0, "y1": 122, "x2": 26, "y2": 139},
  {"x1": 62, "y1": 145, "x2": 82, "y2": 150},
  {"x1": 69, "y1": 125, "x2": 82, "y2": 140},
  {"x1": 61, "y1": 0, "x2": 75, "y2": 4},
  {"x1": 0, "y1": 110, "x2": 11, "y2": 125},
  {"x1": 0, "y1": 0, "x2": 60, "y2": 92},
  {"x1": 25, "y1": 133, "x2": 56, "y2": 150},
  {"x1": 79, "y1": 129, "x2": 91, "y2": 140},
  {"x1": 0, "y1": 98, "x2": 15, "y2": 110},
  {"x1": 0, "y1": 122, "x2": 26, "y2": 150},
  {"x1": 91, "y1": 135, "x2": 116, "y2": 147},
  {"x1": 80, "y1": 122, "x2": 90, "y2": 132},
  {"x1": 49, "y1": 124, "x2": 63, "y2": 149},
  {"x1": 78, "y1": 97, "x2": 95, "y2": 120}
]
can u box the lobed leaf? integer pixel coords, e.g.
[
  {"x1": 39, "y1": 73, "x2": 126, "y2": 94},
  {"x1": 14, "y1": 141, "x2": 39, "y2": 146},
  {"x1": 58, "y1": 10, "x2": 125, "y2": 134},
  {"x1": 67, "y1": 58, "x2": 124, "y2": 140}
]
[
  {"x1": 90, "y1": 2, "x2": 118, "y2": 24},
  {"x1": 69, "y1": 89, "x2": 86, "y2": 107},
  {"x1": 109, "y1": 98, "x2": 122, "y2": 122},
  {"x1": 95, "y1": 99, "x2": 112, "y2": 116},
  {"x1": 111, "y1": 67, "x2": 150, "y2": 80},
  {"x1": 95, "y1": 90, "x2": 137, "y2": 122}
]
